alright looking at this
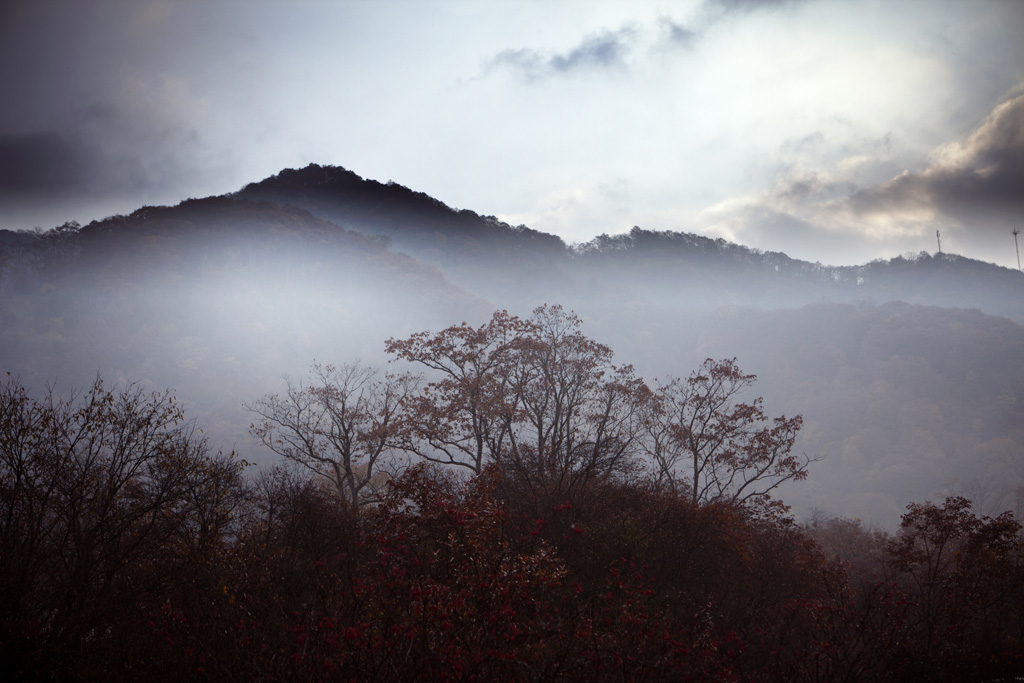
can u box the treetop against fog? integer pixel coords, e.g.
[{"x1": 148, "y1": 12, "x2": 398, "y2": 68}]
[{"x1": 251, "y1": 305, "x2": 810, "y2": 514}]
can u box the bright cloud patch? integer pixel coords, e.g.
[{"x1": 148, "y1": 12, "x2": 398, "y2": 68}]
[{"x1": 699, "y1": 90, "x2": 1024, "y2": 265}]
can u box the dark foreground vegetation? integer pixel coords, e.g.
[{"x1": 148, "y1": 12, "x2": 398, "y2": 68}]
[{"x1": 3, "y1": 307, "x2": 1023, "y2": 681}]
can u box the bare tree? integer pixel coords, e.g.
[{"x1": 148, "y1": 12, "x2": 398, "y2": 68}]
[
  {"x1": 0, "y1": 375, "x2": 245, "y2": 673},
  {"x1": 645, "y1": 358, "x2": 811, "y2": 507},
  {"x1": 385, "y1": 310, "x2": 535, "y2": 474},
  {"x1": 387, "y1": 306, "x2": 651, "y2": 507},
  {"x1": 247, "y1": 362, "x2": 415, "y2": 507},
  {"x1": 499, "y1": 305, "x2": 651, "y2": 505}
]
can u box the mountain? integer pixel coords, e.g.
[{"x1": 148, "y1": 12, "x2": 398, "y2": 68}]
[
  {"x1": 236, "y1": 164, "x2": 1024, "y2": 323},
  {"x1": 569, "y1": 227, "x2": 1024, "y2": 323},
  {"x1": 235, "y1": 164, "x2": 569, "y2": 302},
  {"x1": 2, "y1": 163, "x2": 1023, "y2": 526}
]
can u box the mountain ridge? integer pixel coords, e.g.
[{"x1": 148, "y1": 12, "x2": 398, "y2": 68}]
[
  {"x1": 229, "y1": 162, "x2": 1024, "y2": 321},
  {"x1": 7, "y1": 161, "x2": 1024, "y2": 323}
]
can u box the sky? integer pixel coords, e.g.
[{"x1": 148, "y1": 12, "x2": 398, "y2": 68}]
[{"x1": 1, "y1": 0, "x2": 1023, "y2": 268}]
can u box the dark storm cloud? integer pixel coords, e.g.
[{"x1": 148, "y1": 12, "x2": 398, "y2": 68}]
[
  {"x1": 487, "y1": 26, "x2": 636, "y2": 80},
  {"x1": 0, "y1": 132, "x2": 91, "y2": 193},
  {"x1": 0, "y1": 1, "x2": 252, "y2": 230},
  {"x1": 849, "y1": 93, "x2": 1024, "y2": 225},
  {"x1": 0, "y1": 87, "x2": 232, "y2": 226},
  {"x1": 710, "y1": 90, "x2": 1024, "y2": 266}
]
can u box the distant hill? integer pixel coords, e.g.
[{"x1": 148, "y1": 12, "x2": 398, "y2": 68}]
[
  {"x1": 3, "y1": 163, "x2": 1023, "y2": 526},
  {"x1": 237, "y1": 164, "x2": 1024, "y2": 322},
  {"x1": 235, "y1": 164, "x2": 564, "y2": 256},
  {"x1": 569, "y1": 227, "x2": 1024, "y2": 323},
  {"x1": 235, "y1": 164, "x2": 569, "y2": 301}
]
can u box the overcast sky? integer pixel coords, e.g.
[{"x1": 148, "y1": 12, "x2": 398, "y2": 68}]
[{"x1": 1, "y1": 0, "x2": 1022, "y2": 267}]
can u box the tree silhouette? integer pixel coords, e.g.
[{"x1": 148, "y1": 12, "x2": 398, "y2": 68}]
[
  {"x1": 247, "y1": 362, "x2": 416, "y2": 507},
  {"x1": 387, "y1": 306, "x2": 650, "y2": 510},
  {"x1": 385, "y1": 309, "x2": 533, "y2": 475},
  {"x1": 0, "y1": 375, "x2": 245, "y2": 679},
  {"x1": 645, "y1": 358, "x2": 809, "y2": 507}
]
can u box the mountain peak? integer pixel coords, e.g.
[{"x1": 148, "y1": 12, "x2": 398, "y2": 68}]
[{"x1": 235, "y1": 164, "x2": 567, "y2": 261}]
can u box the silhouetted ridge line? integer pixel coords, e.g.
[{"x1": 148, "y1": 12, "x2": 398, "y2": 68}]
[
  {"x1": 4, "y1": 161, "x2": 1024, "y2": 321},
  {"x1": 236, "y1": 163, "x2": 566, "y2": 254}
]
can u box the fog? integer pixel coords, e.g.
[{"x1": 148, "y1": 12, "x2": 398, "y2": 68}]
[{"x1": 2, "y1": 169, "x2": 1024, "y2": 528}]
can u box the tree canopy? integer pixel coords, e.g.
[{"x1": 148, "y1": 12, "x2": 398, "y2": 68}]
[{"x1": 3, "y1": 312, "x2": 1022, "y2": 681}]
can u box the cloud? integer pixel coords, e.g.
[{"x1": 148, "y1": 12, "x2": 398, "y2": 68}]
[
  {"x1": 496, "y1": 179, "x2": 632, "y2": 244},
  {"x1": 485, "y1": 0, "x2": 812, "y2": 83},
  {"x1": 551, "y1": 30, "x2": 633, "y2": 72},
  {"x1": 849, "y1": 92, "x2": 1024, "y2": 223},
  {"x1": 704, "y1": 0, "x2": 809, "y2": 15},
  {"x1": 0, "y1": 132, "x2": 91, "y2": 194},
  {"x1": 698, "y1": 171, "x2": 902, "y2": 265},
  {"x1": 698, "y1": 89, "x2": 1024, "y2": 265},
  {"x1": 658, "y1": 17, "x2": 699, "y2": 48},
  {"x1": 0, "y1": 74, "x2": 239, "y2": 226},
  {"x1": 486, "y1": 26, "x2": 637, "y2": 81}
]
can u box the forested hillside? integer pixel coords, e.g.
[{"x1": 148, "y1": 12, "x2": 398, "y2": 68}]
[{"x1": 571, "y1": 227, "x2": 1024, "y2": 322}]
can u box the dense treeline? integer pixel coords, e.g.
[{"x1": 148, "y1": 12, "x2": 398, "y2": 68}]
[{"x1": 3, "y1": 310, "x2": 1023, "y2": 681}]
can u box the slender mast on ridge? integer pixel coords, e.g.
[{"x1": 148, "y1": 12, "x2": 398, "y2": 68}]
[{"x1": 1014, "y1": 222, "x2": 1021, "y2": 271}]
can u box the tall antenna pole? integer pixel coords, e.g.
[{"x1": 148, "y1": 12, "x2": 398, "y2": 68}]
[
  {"x1": 936, "y1": 229, "x2": 942, "y2": 254},
  {"x1": 1014, "y1": 222, "x2": 1021, "y2": 271}
]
